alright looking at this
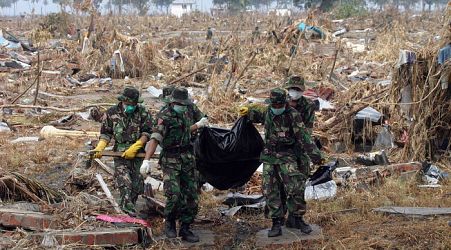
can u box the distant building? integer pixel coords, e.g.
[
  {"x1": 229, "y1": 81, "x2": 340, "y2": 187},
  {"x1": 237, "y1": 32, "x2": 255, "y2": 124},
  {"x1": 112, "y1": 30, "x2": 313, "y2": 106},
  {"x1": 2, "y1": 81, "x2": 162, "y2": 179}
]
[
  {"x1": 170, "y1": 0, "x2": 196, "y2": 17},
  {"x1": 273, "y1": 0, "x2": 292, "y2": 16}
]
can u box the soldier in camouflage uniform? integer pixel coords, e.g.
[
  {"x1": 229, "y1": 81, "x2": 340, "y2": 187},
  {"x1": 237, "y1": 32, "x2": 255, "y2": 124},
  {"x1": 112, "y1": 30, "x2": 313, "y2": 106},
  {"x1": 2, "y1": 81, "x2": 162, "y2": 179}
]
[
  {"x1": 284, "y1": 75, "x2": 315, "y2": 135},
  {"x1": 92, "y1": 86, "x2": 153, "y2": 215},
  {"x1": 159, "y1": 85, "x2": 207, "y2": 190},
  {"x1": 141, "y1": 87, "x2": 208, "y2": 243},
  {"x1": 240, "y1": 88, "x2": 324, "y2": 237}
]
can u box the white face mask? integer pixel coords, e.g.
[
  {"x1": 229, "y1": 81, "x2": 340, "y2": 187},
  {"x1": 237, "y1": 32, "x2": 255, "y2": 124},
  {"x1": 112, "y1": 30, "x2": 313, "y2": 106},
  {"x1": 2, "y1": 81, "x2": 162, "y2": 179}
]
[{"x1": 288, "y1": 89, "x2": 303, "y2": 100}]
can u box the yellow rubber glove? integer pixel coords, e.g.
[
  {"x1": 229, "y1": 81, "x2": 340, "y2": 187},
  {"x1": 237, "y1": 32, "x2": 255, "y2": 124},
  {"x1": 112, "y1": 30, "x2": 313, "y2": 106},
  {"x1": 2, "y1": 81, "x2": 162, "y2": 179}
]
[
  {"x1": 122, "y1": 140, "x2": 144, "y2": 159},
  {"x1": 239, "y1": 106, "x2": 249, "y2": 116},
  {"x1": 93, "y1": 139, "x2": 108, "y2": 158}
]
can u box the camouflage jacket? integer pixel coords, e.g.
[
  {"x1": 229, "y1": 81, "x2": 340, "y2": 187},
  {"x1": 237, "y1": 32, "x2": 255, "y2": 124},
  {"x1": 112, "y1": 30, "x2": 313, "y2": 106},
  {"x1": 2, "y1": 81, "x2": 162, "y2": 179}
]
[
  {"x1": 292, "y1": 96, "x2": 315, "y2": 131},
  {"x1": 151, "y1": 106, "x2": 193, "y2": 152},
  {"x1": 100, "y1": 103, "x2": 153, "y2": 151},
  {"x1": 248, "y1": 105, "x2": 322, "y2": 165}
]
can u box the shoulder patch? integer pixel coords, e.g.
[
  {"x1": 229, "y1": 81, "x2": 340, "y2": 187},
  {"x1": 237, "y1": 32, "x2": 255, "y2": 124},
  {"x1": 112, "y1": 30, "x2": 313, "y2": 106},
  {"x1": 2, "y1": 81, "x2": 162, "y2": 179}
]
[{"x1": 157, "y1": 118, "x2": 164, "y2": 125}]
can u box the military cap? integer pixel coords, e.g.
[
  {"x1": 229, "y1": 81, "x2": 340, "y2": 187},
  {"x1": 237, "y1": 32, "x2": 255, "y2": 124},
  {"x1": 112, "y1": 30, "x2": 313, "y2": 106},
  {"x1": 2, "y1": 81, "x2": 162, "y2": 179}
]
[
  {"x1": 117, "y1": 86, "x2": 143, "y2": 103},
  {"x1": 169, "y1": 87, "x2": 192, "y2": 105},
  {"x1": 159, "y1": 85, "x2": 175, "y2": 102},
  {"x1": 266, "y1": 88, "x2": 287, "y2": 105},
  {"x1": 284, "y1": 75, "x2": 305, "y2": 91}
]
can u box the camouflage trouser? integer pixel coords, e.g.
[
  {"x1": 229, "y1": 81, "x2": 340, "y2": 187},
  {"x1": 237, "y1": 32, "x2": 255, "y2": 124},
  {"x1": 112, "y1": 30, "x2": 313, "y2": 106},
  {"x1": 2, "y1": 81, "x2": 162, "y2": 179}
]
[
  {"x1": 113, "y1": 157, "x2": 144, "y2": 213},
  {"x1": 263, "y1": 162, "x2": 308, "y2": 218},
  {"x1": 161, "y1": 151, "x2": 198, "y2": 224}
]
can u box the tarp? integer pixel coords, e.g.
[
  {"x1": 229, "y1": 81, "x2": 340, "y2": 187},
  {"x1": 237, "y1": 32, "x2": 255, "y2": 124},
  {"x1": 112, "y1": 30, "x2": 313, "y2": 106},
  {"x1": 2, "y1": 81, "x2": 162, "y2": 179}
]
[{"x1": 194, "y1": 117, "x2": 264, "y2": 190}]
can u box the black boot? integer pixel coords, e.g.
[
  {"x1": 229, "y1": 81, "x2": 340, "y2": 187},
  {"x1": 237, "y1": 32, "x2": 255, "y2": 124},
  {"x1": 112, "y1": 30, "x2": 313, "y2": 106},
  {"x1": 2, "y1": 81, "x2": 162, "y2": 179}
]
[
  {"x1": 297, "y1": 216, "x2": 313, "y2": 234},
  {"x1": 286, "y1": 214, "x2": 313, "y2": 234},
  {"x1": 286, "y1": 214, "x2": 296, "y2": 229},
  {"x1": 164, "y1": 219, "x2": 177, "y2": 238},
  {"x1": 267, "y1": 218, "x2": 282, "y2": 237},
  {"x1": 179, "y1": 223, "x2": 199, "y2": 243}
]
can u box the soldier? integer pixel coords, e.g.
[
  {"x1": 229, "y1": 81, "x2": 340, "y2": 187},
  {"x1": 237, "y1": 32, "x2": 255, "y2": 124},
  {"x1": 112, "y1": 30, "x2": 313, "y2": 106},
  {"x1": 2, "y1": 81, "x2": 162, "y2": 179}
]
[
  {"x1": 159, "y1": 85, "x2": 207, "y2": 190},
  {"x1": 284, "y1": 75, "x2": 315, "y2": 135},
  {"x1": 206, "y1": 27, "x2": 213, "y2": 40},
  {"x1": 252, "y1": 26, "x2": 260, "y2": 43},
  {"x1": 239, "y1": 88, "x2": 324, "y2": 237},
  {"x1": 140, "y1": 87, "x2": 208, "y2": 242},
  {"x1": 92, "y1": 86, "x2": 152, "y2": 215}
]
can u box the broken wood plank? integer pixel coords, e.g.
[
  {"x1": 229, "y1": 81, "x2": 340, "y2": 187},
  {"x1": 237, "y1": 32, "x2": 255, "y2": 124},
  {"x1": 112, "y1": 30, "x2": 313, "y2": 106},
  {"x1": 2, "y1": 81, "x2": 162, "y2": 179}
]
[
  {"x1": 94, "y1": 159, "x2": 114, "y2": 175},
  {"x1": 95, "y1": 173, "x2": 123, "y2": 214},
  {"x1": 372, "y1": 206, "x2": 451, "y2": 217}
]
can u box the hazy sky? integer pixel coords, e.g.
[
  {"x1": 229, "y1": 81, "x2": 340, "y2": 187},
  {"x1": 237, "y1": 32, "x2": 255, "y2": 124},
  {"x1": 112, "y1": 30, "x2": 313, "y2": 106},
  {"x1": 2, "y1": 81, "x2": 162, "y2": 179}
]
[{"x1": 0, "y1": 0, "x2": 215, "y2": 16}]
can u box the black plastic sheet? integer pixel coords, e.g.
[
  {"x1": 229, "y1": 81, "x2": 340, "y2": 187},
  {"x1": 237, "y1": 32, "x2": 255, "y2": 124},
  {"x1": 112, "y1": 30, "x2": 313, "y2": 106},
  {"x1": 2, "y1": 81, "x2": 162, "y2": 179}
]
[
  {"x1": 309, "y1": 160, "x2": 338, "y2": 186},
  {"x1": 194, "y1": 117, "x2": 264, "y2": 190}
]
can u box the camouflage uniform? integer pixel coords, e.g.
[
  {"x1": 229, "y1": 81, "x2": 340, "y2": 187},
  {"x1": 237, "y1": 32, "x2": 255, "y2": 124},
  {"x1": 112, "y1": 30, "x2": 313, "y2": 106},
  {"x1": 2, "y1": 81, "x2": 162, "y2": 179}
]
[
  {"x1": 206, "y1": 27, "x2": 213, "y2": 40},
  {"x1": 285, "y1": 75, "x2": 316, "y2": 176},
  {"x1": 159, "y1": 85, "x2": 206, "y2": 189},
  {"x1": 100, "y1": 88, "x2": 153, "y2": 213},
  {"x1": 285, "y1": 75, "x2": 315, "y2": 133},
  {"x1": 248, "y1": 88, "x2": 322, "y2": 219},
  {"x1": 151, "y1": 90, "x2": 198, "y2": 224}
]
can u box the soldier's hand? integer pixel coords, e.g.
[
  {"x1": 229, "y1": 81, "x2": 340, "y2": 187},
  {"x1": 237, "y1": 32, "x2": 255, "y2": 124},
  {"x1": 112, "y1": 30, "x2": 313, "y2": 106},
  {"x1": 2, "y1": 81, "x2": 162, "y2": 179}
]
[
  {"x1": 93, "y1": 139, "x2": 108, "y2": 158},
  {"x1": 239, "y1": 106, "x2": 249, "y2": 116},
  {"x1": 195, "y1": 117, "x2": 209, "y2": 128},
  {"x1": 140, "y1": 160, "x2": 152, "y2": 177},
  {"x1": 122, "y1": 140, "x2": 144, "y2": 159}
]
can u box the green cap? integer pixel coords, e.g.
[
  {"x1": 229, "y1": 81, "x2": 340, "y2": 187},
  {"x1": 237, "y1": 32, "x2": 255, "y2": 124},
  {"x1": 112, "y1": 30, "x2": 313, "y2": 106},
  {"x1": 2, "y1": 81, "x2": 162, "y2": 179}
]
[
  {"x1": 159, "y1": 85, "x2": 175, "y2": 102},
  {"x1": 169, "y1": 87, "x2": 192, "y2": 105},
  {"x1": 265, "y1": 88, "x2": 287, "y2": 105},
  {"x1": 117, "y1": 86, "x2": 143, "y2": 103},
  {"x1": 284, "y1": 75, "x2": 305, "y2": 91}
]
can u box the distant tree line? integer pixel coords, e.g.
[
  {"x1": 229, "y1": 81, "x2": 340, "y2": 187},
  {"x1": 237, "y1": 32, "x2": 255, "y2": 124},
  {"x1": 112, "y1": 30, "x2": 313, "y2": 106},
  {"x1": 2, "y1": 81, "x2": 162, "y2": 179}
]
[{"x1": 0, "y1": 0, "x2": 449, "y2": 15}]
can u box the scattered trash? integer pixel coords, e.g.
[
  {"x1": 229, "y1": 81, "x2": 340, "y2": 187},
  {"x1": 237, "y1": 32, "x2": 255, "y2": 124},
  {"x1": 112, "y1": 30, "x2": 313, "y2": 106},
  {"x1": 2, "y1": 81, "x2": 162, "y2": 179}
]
[
  {"x1": 422, "y1": 163, "x2": 448, "y2": 185},
  {"x1": 355, "y1": 107, "x2": 382, "y2": 123},
  {"x1": 0, "y1": 122, "x2": 11, "y2": 133},
  {"x1": 147, "y1": 86, "x2": 163, "y2": 98},
  {"x1": 96, "y1": 214, "x2": 151, "y2": 227},
  {"x1": 396, "y1": 50, "x2": 416, "y2": 68},
  {"x1": 223, "y1": 193, "x2": 264, "y2": 207},
  {"x1": 355, "y1": 150, "x2": 390, "y2": 166},
  {"x1": 332, "y1": 28, "x2": 347, "y2": 37},
  {"x1": 305, "y1": 180, "x2": 337, "y2": 201}
]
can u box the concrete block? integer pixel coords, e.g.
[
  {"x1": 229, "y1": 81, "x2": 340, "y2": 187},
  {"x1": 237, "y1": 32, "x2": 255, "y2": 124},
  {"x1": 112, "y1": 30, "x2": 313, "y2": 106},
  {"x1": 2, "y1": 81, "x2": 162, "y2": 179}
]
[{"x1": 33, "y1": 227, "x2": 141, "y2": 246}]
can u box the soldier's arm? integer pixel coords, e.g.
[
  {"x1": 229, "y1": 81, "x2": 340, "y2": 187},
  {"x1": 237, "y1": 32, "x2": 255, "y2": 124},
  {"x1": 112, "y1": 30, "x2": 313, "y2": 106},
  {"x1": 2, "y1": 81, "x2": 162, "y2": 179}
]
[
  {"x1": 144, "y1": 113, "x2": 166, "y2": 160},
  {"x1": 99, "y1": 109, "x2": 114, "y2": 143},
  {"x1": 192, "y1": 104, "x2": 206, "y2": 121},
  {"x1": 292, "y1": 113, "x2": 323, "y2": 164},
  {"x1": 247, "y1": 103, "x2": 267, "y2": 124},
  {"x1": 304, "y1": 100, "x2": 315, "y2": 130},
  {"x1": 138, "y1": 107, "x2": 152, "y2": 144}
]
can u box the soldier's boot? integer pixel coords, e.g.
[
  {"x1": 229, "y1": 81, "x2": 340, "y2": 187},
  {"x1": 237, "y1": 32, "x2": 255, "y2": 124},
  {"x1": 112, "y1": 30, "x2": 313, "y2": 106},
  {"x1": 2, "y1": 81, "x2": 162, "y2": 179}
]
[
  {"x1": 267, "y1": 218, "x2": 282, "y2": 237},
  {"x1": 285, "y1": 214, "x2": 296, "y2": 229},
  {"x1": 297, "y1": 216, "x2": 313, "y2": 234},
  {"x1": 164, "y1": 220, "x2": 177, "y2": 238},
  {"x1": 179, "y1": 223, "x2": 199, "y2": 243},
  {"x1": 286, "y1": 214, "x2": 313, "y2": 234}
]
